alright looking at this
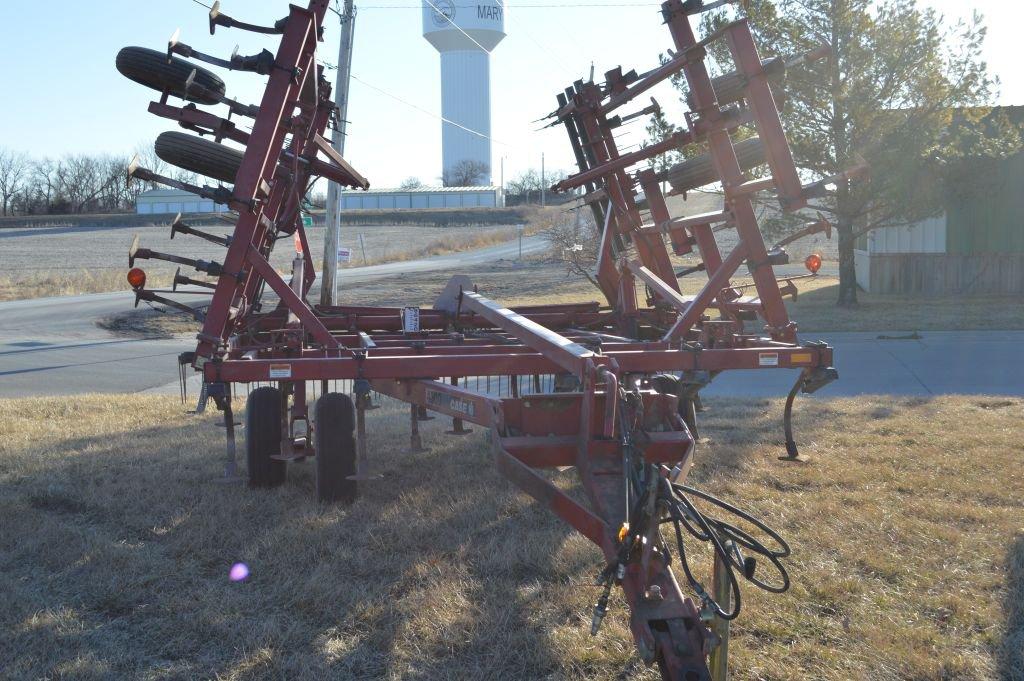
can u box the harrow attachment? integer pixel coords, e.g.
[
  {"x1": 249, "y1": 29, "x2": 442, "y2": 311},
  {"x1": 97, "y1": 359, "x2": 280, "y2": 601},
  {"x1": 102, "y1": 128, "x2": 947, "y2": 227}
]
[{"x1": 115, "y1": 0, "x2": 853, "y2": 678}]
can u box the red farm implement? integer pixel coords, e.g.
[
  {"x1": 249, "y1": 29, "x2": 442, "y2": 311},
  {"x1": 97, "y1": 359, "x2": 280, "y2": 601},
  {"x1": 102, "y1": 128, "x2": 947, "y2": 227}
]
[{"x1": 117, "y1": 0, "x2": 861, "y2": 677}]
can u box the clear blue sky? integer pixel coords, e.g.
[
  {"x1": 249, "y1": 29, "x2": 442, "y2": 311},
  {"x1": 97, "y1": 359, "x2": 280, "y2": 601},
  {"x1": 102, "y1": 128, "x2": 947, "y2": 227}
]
[{"x1": 0, "y1": 0, "x2": 1019, "y2": 188}]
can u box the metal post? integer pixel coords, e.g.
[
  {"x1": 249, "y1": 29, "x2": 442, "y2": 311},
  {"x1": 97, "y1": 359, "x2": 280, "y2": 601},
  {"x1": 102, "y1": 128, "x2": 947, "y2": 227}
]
[
  {"x1": 541, "y1": 152, "x2": 546, "y2": 206},
  {"x1": 409, "y1": 402, "x2": 427, "y2": 452},
  {"x1": 709, "y1": 551, "x2": 731, "y2": 681},
  {"x1": 321, "y1": 0, "x2": 357, "y2": 307},
  {"x1": 221, "y1": 397, "x2": 241, "y2": 481}
]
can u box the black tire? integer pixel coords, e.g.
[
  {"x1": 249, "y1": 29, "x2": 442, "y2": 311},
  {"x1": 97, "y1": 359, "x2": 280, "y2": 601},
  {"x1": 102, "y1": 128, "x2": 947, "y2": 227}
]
[
  {"x1": 116, "y1": 46, "x2": 225, "y2": 105},
  {"x1": 314, "y1": 393, "x2": 357, "y2": 504},
  {"x1": 246, "y1": 386, "x2": 287, "y2": 488},
  {"x1": 155, "y1": 131, "x2": 243, "y2": 185}
]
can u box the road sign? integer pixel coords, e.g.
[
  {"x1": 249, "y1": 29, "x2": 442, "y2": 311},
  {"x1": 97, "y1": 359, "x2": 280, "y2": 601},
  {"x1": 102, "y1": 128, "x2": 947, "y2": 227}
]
[
  {"x1": 337, "y1": 247, "x2": 353, "y2": 263},
  {"x1": 301, "y1": 214, "x2": 314, "y2": 228}
]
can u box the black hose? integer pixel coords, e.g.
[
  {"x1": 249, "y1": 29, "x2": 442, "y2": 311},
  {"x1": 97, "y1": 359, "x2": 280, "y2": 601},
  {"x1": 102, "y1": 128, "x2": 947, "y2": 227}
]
[{"x1": 658, "y1": 479, "x2": 791, "y2": 619}]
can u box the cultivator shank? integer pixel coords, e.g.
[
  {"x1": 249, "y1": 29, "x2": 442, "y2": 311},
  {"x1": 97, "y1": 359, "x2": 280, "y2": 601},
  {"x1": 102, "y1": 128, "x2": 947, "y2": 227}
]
[{"x1": 117, "y1": 0, "x2": 851, "y2": 678}]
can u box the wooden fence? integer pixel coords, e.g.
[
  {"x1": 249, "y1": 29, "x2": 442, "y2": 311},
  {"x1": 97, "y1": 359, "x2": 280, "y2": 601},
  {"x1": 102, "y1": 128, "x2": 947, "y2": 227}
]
[{"x1": 866, "y1": 253, "x2": 1024, "y2": 295}]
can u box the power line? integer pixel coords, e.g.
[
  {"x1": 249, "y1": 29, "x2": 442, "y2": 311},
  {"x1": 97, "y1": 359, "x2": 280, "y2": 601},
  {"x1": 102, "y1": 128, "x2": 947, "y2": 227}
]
[
  {"x1": 423, "y1": 0, "x2": 493, "y2": 53},
  {"x1": 359, "y1": 2, "x2": 662, "y2": 7},
  {"x1": 493, "y1": 0, "x2": 576, "y2": 74},
  {"x1": 188, "y1": 0, "x2": 213, "y2": 9},
  {"x1": 349, "y1": 73, "x2": 510, "y2": 146}
]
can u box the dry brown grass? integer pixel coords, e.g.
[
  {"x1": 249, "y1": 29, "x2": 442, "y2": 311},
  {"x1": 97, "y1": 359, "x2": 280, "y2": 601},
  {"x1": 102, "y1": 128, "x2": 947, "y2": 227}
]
[
  {"x1": 348, "y1": 225, "x2": 529, "y2": 268},
  {"x1": 1, "y1": 394, "x2": 1020, "y2": 680},
  {"x1": 502, "y1": 272, "x2": 1024, "y2": 333},
  {"x1": 0, "y1": 213, "x2": 544, "y2": 303},
  {"x1": 0, "y1": 270, "x2": 172, "y2": 303}
]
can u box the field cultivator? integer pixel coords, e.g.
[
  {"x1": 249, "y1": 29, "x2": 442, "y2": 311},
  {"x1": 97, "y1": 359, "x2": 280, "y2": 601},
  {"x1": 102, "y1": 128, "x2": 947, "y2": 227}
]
[{"x1": 117, "y1": 0, "x2": 856, "y2": 677}]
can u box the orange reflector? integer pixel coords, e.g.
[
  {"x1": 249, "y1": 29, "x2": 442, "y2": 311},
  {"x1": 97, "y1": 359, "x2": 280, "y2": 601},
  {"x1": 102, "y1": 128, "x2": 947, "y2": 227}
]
[
  {"x1": 127, "y1": 267, "x2": 147, "y2": 289},
  {"x1": 804, "y1": 253, "x2": 822, "y2": 274},
  {"x1": 618, "y1": 522, "x2": 630, "y2": 542}
]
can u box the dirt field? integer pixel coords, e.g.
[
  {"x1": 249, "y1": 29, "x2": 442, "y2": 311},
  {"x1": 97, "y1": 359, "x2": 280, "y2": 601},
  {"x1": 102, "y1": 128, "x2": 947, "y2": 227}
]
[
  {"x1": 0, "y1": 394, "x2": 1020, "y2": 680},
  {"x1": 0, "y1": 218, "x2": 528, "y2": 302}
]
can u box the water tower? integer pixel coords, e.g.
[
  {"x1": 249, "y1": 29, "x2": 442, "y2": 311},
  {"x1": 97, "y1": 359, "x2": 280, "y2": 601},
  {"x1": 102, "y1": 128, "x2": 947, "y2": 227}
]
[{"x1": 423, "y1": 0, "x2": 505, "y2": 185}]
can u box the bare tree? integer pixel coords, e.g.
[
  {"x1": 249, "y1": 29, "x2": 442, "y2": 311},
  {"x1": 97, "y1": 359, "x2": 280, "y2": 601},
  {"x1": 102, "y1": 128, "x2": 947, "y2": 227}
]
[
  {"x1": 55, "y1": 155, "x2": 122, "y2": 213},
  {"x1": 29, "y1": 158, "x2": 60, "y2": 213},
  {"x1": 399, "y1": 176, "x2": 424, "y2": 189},
  {"x1": 539, "y1": 208, "x2": 602, "y2": 290},
  {"x1": 134, "y1": 141, "x2": 169, "y2": 191},
  {"x1": 442, "y1": 159, "x2": 489, "y2": 187},
  {"x1": 0, "y1": 148, "x2": 30, "y2": 215},
  {"x1": 505, "y1": 167, "x2": 569, "y2": 205}
]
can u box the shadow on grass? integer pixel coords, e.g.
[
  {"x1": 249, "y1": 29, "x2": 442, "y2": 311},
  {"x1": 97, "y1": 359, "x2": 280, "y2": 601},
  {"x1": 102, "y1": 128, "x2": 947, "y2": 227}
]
[
  {"x1": 1002, "y1": 535, "x2": 1024, "y2": 681},
  {"x1": 0, "y1": 402, "x2": 584, "y2": 680}
]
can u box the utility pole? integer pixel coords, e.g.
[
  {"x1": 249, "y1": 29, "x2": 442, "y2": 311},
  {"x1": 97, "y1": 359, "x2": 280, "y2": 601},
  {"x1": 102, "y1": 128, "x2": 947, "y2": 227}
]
[
  {"x1": 541, "y1": 152, "x2": 546, "y2": 207},
  {"x1": 321, "y1": 0, "x2": 356, "y2": 307}
]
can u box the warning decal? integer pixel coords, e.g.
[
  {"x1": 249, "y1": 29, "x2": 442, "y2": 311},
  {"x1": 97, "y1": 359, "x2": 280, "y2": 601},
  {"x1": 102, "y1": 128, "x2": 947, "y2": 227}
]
[
  {"x1": 758, "y1": 352, "x2": 780, "y2": 367},
  {"x1": 269, "y1": 363, "x2": 292, "y2": 379}
]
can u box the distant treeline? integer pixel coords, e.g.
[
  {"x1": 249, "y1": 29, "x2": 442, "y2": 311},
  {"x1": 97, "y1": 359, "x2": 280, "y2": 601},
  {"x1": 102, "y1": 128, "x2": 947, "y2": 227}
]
[{"x1": 0, "y1": 146, "x2": 201, "y2": 217}]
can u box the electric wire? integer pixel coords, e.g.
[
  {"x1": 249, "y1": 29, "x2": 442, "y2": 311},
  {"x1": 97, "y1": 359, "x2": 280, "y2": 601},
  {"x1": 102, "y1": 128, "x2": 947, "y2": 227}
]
[
  {"x1": 423, "y1": 0, "x2": 494, "y2": 54},
  {"x1": 349, "y1": 73, "x2": 511, "y2": 146},
  {"x1": 359, "y1": 3, "x2": 663, "y2": 7}
]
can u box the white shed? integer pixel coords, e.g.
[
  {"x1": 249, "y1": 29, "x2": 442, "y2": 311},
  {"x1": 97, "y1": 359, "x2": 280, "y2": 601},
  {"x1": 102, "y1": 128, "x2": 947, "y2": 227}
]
[
  {"x1": 339, "y1": 186, "x2": 504, "y2": 210},
  {"x1": 136, "y1": 188, "x2": 228, "y2": 215}
]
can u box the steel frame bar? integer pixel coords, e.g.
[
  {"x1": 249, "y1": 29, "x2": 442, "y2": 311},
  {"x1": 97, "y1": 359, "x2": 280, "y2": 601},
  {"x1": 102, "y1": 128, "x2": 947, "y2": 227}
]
[
  {"x1": 194, "y1": 1, "x2": 328, "y2": 361},
  {"x1": 664, "y1": 243, "x2": 748, "y2": 340},
  {"x1": 203, "y1": 344, "x2": 831, "y2": 383},
  {"x1": 662, "y1": 2, "x2": 794, "y2": 338},
  {"x1": 576, "y1": 85, "x2": 681, "y2": 292},
  {"x1": 461, "y1": 291, "x2": 605, "y2": 379}
]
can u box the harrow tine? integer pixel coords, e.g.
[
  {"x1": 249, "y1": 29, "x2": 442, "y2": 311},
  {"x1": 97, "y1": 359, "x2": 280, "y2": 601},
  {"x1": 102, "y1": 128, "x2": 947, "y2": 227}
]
[
  {"x1": 185, "y1": 69, "x2": 260, "y2": 118},
  {"x1": 127, "y1": 159, "x2": 235, "y2": 208},
  {"x1": 134, "y1": 288, "x2": 207, "y2": 321},
  {"x1": 173, "y1": 267, "x2": 217, "y2": 291},
  {"x1": 170, "y1": 213, "x2": 232, "y2": 246},
  {"x1": 209, "y1": 1, "x2": 288, "y2": 36},
  {"x1": 128, "y1": 237, "x2": 227, "y2": 276}
]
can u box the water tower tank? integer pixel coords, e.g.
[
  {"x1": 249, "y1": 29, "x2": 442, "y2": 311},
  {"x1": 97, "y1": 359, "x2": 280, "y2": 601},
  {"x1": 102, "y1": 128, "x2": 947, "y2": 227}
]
[{"x1": 423, "y1": 1, "x2": 506, "y2": 185}]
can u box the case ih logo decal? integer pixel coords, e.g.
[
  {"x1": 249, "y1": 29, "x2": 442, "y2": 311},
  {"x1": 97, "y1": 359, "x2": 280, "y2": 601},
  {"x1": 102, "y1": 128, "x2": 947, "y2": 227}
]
[{"x1": 426, "y1": 389, "x2": 476, "y2": 417}]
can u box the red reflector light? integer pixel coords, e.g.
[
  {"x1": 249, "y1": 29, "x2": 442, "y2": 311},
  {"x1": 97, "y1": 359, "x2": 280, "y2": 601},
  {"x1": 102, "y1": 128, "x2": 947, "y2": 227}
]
[
  {"x1": 127, "y1": 267, "x2": 147, "y2": 289},
  {"x1": 804, "y1": 253, "x2": 822, "y2": 274}
]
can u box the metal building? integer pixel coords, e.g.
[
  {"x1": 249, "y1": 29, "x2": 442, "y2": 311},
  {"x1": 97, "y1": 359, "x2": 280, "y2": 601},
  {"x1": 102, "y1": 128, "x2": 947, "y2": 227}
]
[
  {"x1": 340, "y1": 185, "x2": 504, "y2": 210},
  {"x1": 855, "y1": 153, "x2": 1024, "y2": 295},
  {"x1": 135, "y1": 188, "x2": 228, "y2": 215},
  {"x1": 422, "y1": 0, "x2": 506, "y2": 185}
]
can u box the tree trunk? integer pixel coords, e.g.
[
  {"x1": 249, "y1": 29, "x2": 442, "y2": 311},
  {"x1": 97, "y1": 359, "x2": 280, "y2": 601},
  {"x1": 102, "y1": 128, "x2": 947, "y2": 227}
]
[{"x1": 835, "y1": 218, "x2": 859, "y2": 307}]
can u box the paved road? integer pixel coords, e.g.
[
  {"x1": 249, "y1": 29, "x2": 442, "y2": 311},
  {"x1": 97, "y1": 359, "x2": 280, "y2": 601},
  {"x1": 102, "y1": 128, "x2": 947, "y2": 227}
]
[
  {"x1": 706, "y1": 330, "x2": 1024, "y2": 397},
  {"x1": 0, "y1": 237, "x2": 548, "y2": 398},
  {"x1": 0, "y1": 235, "x2": 1018, "y2": 398}
]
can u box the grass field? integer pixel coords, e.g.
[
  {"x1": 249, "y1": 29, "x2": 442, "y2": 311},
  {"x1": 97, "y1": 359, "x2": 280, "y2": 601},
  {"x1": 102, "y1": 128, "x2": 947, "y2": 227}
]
[
  {"x1": 497, "y1": 268, "x2": 1024, "y2": 333},
  {"x1": 1, "y1": 394, "x2": 1020, "y2": 680}
]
